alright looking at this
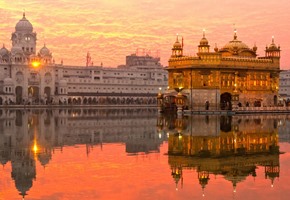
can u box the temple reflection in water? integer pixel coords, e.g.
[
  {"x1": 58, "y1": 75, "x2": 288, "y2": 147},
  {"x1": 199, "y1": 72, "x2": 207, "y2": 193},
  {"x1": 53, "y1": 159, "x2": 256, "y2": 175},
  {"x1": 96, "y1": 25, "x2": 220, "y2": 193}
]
[
  {"x1": 157, "y1": 114, "x2": 283, "y2": 195},
  {"x1": 0, "y1": 108, "x2": 166, "y2": 198}
]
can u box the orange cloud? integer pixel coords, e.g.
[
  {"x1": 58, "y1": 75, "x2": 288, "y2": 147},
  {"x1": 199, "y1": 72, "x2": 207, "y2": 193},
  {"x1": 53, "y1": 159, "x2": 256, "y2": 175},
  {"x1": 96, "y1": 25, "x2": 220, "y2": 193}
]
[{"x1": 0, "y1": 0, "x2": 290, "y2": 68}]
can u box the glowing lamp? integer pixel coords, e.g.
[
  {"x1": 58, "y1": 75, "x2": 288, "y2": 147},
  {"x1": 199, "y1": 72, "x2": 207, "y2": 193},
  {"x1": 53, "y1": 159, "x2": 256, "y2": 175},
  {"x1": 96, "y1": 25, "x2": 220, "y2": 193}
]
[
  {"x1": 33, "y1": 142, "x2": 38, "y2": 153},
  {"x1": 31, "y1": 61, "x2": 41, "y2": 68}
]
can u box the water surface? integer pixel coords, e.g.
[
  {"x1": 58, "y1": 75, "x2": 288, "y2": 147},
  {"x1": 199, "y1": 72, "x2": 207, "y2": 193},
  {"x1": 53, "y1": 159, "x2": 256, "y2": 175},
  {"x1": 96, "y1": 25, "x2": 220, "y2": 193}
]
[{"x1": 0, "y1": 109, "x2": 290, "y2": 200}]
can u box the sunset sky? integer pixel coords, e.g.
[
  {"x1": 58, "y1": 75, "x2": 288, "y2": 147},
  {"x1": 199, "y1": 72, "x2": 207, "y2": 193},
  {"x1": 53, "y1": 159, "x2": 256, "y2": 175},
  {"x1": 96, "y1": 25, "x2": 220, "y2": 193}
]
[{"x1": 0, "y1": 0, "x2": 290, "y2": 69}]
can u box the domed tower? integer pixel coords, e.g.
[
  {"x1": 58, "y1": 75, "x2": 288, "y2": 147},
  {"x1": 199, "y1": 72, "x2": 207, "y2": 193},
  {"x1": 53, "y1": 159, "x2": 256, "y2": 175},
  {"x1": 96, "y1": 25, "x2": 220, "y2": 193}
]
[
  {"x1": 219, "y1": 29, "x2": 257, "y2": 58},
  {"x1": 38, "y1": 44, "x2": 53, "y2": 64},
  {"x1": 0, "y1": 44, "x2": 10, "y2": 63},
  {"x1": 265, "y1": 36, "x2": 281, "y2": 58},
  {"x1": 171, "y1": 165, "x2": 183, "y2": 190},
  {"x1": 198, "y1": 170, "x2": 210, "y2": 197},
  {"x1": 198, "y1": 30, "x2": 210, "y2": 53},
  {"x1": 171, "y1": 35, "x2": 183, "y2": 57},
  {"x1": 11, "y1": 12, "x2": 37, "y2": 61}
]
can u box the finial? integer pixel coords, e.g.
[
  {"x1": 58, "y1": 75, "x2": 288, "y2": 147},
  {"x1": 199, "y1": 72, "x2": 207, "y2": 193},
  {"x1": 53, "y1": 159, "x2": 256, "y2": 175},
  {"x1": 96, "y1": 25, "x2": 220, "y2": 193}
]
[
  {"x1": 272, "y1": 36, "x2": 275, "y2": 44},
  {"x1": 203, "y1": 29, "x2": 206, "y2": 38},
  {"x1": 214, "y1": 43, "x2": 218, "y2": 52},
  {"x1": 234, "y1": 29, "x2": 237, "y2": 40},
  {"x1": 23, "y1": 9, "x2": 26, "y2": 18},
  {"x1": 176, "y1": 33, "x2": 179, "y2": 42},
  {"x1": 253, "y1": 42, "x2": 257, "y2": 52},
  {"x1": 2, "y1": 43, "x2": 5, "y2": 48}
]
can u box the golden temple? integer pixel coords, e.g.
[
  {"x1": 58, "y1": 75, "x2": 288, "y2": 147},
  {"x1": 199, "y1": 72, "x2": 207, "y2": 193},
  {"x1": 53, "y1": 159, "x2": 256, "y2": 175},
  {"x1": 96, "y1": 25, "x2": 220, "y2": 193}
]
[
  {"x1": 158, "y1": 30, "x2": 281, "y2": 113},
  {"x1": 157, "y1": 114, "x2": 281, "y2": 194}
]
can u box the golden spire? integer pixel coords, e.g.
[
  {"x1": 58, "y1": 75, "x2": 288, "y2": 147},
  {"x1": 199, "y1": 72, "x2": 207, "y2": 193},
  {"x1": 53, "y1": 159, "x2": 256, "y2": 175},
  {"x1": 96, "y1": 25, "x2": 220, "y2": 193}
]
[
  {"x1": 234, "y1": 29, "x2": 237, "y2": 40},
  {"x1": 203, "y1": 29, "x2": 206, "y2": 38},
  {"x1": 272, "y1": 36, "x2": 275, "y2": 44}
]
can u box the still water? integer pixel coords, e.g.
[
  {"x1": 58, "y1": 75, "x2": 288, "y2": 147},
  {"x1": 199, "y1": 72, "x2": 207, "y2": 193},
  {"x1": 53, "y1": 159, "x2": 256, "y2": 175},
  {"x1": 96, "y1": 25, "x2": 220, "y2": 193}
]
[{"x1": 0, "y1": 108, "x2": 290, "y2": 200}]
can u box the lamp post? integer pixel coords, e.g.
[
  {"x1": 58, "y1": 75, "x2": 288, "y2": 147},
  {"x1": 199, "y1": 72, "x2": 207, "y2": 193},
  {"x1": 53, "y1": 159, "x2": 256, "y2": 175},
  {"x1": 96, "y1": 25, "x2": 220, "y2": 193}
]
[
  {"x1": 176, "y1": 87, "x2": 184, "y2": 116},
  {"x1": 216, "y1": 86, "x2": 218, "y2": 110},
  {"x1": 190, "y1": 69, "x2": 192, "y2": 111},
  {"x1": 157, "y1": 87, "x2": 164, "y2": 113}
]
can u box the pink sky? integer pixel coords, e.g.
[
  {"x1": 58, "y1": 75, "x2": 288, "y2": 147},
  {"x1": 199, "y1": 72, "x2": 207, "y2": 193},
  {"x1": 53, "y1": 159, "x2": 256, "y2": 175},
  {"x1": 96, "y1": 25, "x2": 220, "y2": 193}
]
[{"x1": 1, "y1": 0, "x2": 290, "y2": 69}]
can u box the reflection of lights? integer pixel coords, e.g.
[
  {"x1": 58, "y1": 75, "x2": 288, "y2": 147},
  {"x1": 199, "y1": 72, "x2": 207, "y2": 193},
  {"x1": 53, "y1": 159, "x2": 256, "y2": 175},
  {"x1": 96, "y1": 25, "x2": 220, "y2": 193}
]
[
  {"x1": 271, "y1": 184, "x2": 274, "y2": 188},
  {"x1": 158, "y1": 133, "x2": 162, "y2": 139},
  {"x1": 33, "y1": 142, "x2": 38, "y2": 153},
  {"x1": 167, "y1": 132, "x2": 169, "y2": 138},
  {"x1": 178, "y1": 134, "x2": 182, "y2": 139}
]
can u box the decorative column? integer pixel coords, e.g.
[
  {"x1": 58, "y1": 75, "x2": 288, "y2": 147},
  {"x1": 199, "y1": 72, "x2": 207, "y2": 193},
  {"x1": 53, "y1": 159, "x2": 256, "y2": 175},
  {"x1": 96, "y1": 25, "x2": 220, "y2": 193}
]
[
  {"x1": 176, "y1": 92, "x2": 184, "y2": 116},
  {"x1": 157, "y1": 89, "x2": 164, "y2": 113},
  {"x1": 231, "y1": 93, "x2": 239, "y2": 111}
]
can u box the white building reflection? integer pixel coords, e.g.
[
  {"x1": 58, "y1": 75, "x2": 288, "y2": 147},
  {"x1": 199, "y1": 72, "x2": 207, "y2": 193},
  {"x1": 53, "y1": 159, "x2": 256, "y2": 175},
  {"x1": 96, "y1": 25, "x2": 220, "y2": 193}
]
[{"x1": 0, "y1": 108, "x2": 167, "y2": 198}]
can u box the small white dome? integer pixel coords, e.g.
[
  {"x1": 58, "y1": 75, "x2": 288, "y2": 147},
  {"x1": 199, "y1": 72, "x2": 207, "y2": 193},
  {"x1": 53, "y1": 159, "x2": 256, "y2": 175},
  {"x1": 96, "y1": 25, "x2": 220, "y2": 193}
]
[
  {"x1": 39, "y1": 44, "x2": 51, "y2": 56},
  {"x1": 0, "y1": 45, "x2": 9, "y2": 56}
]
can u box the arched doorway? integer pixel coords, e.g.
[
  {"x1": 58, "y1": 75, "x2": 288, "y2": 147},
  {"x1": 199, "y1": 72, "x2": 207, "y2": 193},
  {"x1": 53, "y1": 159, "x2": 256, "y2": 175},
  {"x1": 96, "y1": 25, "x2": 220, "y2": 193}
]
[
  {"x1": 15, "y1": 86, "x2": 23, "y2": 104},
  {"x1": 220, "y1": 92, "x2": 232, "y2": 110},
  {"x1": 0, "y1": 97, "x2": 2, "y2": 105},
  {"x1": 44, "y1": 87, "x2": 51, "y2": 104},
  {"x1": 28, "y1": 86, "x2": 40, "y2": 104},
  {"x1": 274, "y1": 95, "x2": 278, "y2": 106},
  {"x1": 163, "y1": 95, "x2": 177, "y2": 111}
]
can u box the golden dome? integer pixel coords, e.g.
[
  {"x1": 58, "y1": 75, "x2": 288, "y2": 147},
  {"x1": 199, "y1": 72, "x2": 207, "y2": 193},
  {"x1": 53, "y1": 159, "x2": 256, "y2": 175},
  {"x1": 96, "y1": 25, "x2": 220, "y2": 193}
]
[
  {"x1": 222, "y1": 33, "x2": 250, "y2": 51},
  {"x1": 267, "y1": 36, "x2": 280, "y2": 51},
  {"x1": 219, "y1": 30, "x2": 256, "y2": 57},
  {"x1": 172, "y1": 35, "x2": 183, "y2": 50},
  {"x1": 200, "y1": 37, "x2": 209, "y2": 46},
  {"x1": 173, "y1": 40, "x2": 182, "y2": 49},
  {"x1": 199, "y1": 30, "x2": 209, "y2": 46}
]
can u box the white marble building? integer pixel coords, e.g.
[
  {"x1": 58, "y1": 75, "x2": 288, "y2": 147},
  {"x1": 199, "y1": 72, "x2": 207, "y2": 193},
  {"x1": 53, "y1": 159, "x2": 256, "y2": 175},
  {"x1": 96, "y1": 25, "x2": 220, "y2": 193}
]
[
  {"x1": 279, "y1": 70, "x2": 290, "y2": 101},
  {"x1": 0, "y1": 13, "x2": 168, "y2": 105}
]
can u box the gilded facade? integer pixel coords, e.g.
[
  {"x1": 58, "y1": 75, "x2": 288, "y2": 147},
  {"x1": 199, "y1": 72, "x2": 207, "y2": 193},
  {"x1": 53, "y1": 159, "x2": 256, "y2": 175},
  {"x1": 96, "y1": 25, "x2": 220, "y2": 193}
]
[
  {"x1": 157, "y1": 114, "x2": 282, "y2": 193},
  {"x1": 159, "y1": 30, "x2": 281, "y2": 112}
]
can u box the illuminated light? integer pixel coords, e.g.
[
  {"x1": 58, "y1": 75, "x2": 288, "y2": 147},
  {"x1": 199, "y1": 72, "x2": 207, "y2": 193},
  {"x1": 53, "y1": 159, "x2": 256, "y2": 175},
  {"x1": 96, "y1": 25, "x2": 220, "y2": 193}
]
[
  {"x1": 158, "y1": 133, "x2": 162, "y2": 139},
  {"x1": 31, "y1": 61, "x2": 41, "y2": 68},
  {"x1": 33, "y1": 141, "x2": 38, "y2": 153}
]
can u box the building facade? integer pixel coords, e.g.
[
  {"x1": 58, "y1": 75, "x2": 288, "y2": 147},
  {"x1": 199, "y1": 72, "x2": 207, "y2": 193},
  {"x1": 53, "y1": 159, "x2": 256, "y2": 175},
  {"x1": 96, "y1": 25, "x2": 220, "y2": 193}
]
[
  {"x1": 158, "y1": 30, "x2": 281, "y2": 112},
  {"x1": 157, "y1": 114, "x2": 282, "y2": 192},
  {"x1": 279, "y1": 70, "x2": 290, "y2": 103},
  {"x1": 0, "y1": 14, "x2": 168, "y2": 106}
]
